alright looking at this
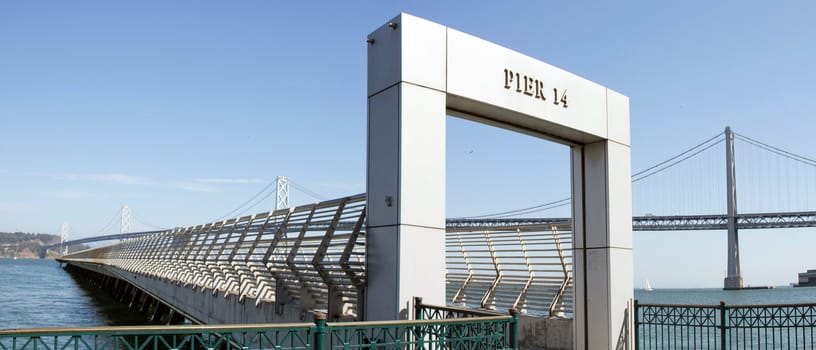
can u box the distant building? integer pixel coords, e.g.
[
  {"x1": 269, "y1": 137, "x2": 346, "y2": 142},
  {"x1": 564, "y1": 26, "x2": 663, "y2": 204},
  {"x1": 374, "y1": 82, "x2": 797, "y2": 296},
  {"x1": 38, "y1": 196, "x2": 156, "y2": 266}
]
[{"x1": 795, "y1": 269, "x2": 816, "y2": 287}]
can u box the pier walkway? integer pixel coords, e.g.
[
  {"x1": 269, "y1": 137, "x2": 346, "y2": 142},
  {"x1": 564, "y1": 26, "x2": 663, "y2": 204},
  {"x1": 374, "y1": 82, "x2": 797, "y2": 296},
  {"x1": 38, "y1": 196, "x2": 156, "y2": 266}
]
[{"x1": 57, "y1": 193, "x2": 573, "y2": 348}]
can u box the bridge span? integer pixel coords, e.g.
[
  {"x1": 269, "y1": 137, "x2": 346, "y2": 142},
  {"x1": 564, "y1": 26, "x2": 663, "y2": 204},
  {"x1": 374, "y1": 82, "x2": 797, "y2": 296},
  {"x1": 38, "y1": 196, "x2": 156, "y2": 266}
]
[
  {"x1": 448, "y1": 211, "x2": 816, "y2": 231},
  {"x1": 51, "y1": 210, "x2": 816, "y2": 255}
]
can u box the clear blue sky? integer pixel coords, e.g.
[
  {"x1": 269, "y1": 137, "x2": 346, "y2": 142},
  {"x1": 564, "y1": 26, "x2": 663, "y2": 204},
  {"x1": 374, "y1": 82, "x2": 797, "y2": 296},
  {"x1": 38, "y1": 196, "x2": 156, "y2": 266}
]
[{"x1": 2, "y1": 1, "x2": 815, "y2": 288}]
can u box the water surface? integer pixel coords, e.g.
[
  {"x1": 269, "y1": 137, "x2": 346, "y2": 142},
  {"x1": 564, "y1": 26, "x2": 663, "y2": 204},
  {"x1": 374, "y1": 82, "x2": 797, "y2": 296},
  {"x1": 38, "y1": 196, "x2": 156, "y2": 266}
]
[
  {"x1": 635, "y1": 286, "x2": 816, "y2": 305},
  {"x1": 0, "y1": 259, "x2": 152, "y2": 330}
]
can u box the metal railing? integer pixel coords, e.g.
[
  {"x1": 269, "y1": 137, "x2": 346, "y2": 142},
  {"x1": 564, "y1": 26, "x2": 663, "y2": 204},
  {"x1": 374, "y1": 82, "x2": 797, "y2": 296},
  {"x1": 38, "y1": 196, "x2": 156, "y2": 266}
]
[
  {"x1": 446, "y1": 224, "x2": 573, "y2": 316},
  {"x1": 0, "y1": 300, "x2": 517, "y2": 350},
  {"x1": 0, "y1": 323, "x2": 313, "y2": 350},
  {"x1": 635, "y1": 301, "x2": 816, "y2": 349},
  {"x1": 62, "y1": 194, "x2": 575, "y2": 320},
  {"x1": 63, "y1": 194, "x2": 368, "y2": 320},
  {"x1": 414, "y1": 297, "x2": 518, "y2": 349}
]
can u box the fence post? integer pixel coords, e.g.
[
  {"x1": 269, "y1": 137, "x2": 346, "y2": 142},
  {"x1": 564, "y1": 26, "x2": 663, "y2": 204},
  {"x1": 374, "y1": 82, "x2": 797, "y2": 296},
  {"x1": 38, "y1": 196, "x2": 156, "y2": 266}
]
[
  {"x1": 509, "y1": 308, "x2": 519, "y2": 350},
  {"x1": 719, "y1": 301, "x2": 726, "y2": 350},
  {"x1": 415, "y1": 296, "x2": 424, "y2": 320},
  {"x1": 414, "y1": 297, "x2": 425, "y2": 348},
  {"x1": 634, "y1": 300, "x2": 639, "y2": 350},
  {"x1": 314, "y1": 312, "x2": 327, "y2": 350}
]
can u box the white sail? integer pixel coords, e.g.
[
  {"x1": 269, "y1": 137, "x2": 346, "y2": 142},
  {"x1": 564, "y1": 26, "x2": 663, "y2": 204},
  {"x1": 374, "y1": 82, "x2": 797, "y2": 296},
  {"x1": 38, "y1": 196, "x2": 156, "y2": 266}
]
[{"x1": 645, "y1": 279, "x2": 654, "y2": 291}]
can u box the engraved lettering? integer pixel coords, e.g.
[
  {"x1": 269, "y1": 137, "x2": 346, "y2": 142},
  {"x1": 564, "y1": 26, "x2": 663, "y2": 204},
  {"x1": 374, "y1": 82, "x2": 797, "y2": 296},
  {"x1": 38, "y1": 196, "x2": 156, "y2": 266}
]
[
  {"x1": 515, "y1": 72, "x2": 521, "y2": 93},
  {"x1": 535, "y1": 81, "x2": 546, "y2": 100},
  {"x1": 553, "y1": 88, "x2": 568, "y2": 108},
  {"x1": 504, "y1": 69, "x2": 514, "y2": 89},
  {"x1": 560, "y1": 89, "x2": 568, "y2": 108},
  {"x1": 523, "y1": 76, "x2": 534, "y2": 96},
  {"x1": 503, "y1": 68, "x2": 568, "y2": 108}
]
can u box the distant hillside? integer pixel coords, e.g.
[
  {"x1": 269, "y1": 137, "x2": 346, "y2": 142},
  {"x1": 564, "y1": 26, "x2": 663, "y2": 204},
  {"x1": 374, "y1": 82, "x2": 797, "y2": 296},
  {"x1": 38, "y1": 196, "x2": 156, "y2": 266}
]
[{"x1": 0, "y1": 232, "x2": 87, "y2": 259}]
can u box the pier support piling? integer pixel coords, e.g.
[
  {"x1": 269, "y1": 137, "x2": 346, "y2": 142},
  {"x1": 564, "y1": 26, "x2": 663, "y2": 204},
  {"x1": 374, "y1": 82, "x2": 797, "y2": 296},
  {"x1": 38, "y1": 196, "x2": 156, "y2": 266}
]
[
  {"x1": 151, "y1": 302, "x2": 168, "y2": 322},
  {"x1": 140, "y1": 295, "x2": 154, "y2": 314},
  {"x1": 129, "y1": 289, "x2": 143, "y2": 309}
]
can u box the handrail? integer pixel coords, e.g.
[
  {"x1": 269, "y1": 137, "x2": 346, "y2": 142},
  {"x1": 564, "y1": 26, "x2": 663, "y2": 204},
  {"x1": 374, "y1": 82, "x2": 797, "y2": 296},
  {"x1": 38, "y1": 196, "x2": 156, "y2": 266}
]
[
  {"x1": 0, "y1": 316, "x2": 516, "y2": 337},
  {"x1": 637, "y1": 301, "x2": 816, "y2": 309},
  {"x1": 0, "y1": 323, "x2": 315, "y2": 336},
  {"x1": 329, "y1": 315, "x2": 512, "y2": 328},
  {"x1": 0, "y1": 299, "x2": 519, "y2": 350},
  {"x1": 415, "y1": 301, "x2": 505, "y2": 317},
  {"x1": 59, "y1": 194, "x2": 368, "y2": 321},
  {"x1": 447, "y1": 224, "x2": 573, "y2": 316},
  {"x1": 58, "y1": 192, "x2": 574, "y2": 320},
  {"x1": 635, "y1": 301, "x2": 816, "y2": 349}
]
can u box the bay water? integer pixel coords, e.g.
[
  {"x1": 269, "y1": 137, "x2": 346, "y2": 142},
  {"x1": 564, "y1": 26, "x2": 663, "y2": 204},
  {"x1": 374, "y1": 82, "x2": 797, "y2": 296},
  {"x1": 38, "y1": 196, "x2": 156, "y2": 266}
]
[
  {"x1": 635, "y1": 286, "x2": 815, "y2": 305},
  {"x1": 0, "y1": 259, "x2": 156, "y2": 330}
]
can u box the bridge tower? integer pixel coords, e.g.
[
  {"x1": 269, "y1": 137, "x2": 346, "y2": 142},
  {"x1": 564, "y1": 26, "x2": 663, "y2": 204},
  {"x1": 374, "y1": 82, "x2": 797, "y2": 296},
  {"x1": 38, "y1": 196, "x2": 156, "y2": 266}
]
[
  {"x1": 60, "y1": 222, "x2": 69, "y2": 255},
  {"x1": 120, "y1": 205, "x2": 131, "y2": 234},
  {"x1": 275, "y1": 176, "x2": 290, "y2": 210},
  {"x1": 724, "y1": 126, "x2": 744, "y2": 290}
]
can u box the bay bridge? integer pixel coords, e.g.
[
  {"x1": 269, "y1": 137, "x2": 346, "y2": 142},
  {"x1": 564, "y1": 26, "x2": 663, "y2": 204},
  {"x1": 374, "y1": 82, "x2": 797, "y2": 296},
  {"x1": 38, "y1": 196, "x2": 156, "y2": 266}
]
[{"x1": 52, "y1": 127, "x2": 816, "y2": 287}]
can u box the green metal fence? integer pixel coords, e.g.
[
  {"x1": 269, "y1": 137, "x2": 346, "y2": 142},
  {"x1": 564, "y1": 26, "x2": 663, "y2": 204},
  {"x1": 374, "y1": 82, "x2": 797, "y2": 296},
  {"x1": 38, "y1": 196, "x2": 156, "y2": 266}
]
[
  {"x1": 0, "y1": 323, "x2": 313, "y2": 350},
  {"x1": 635, "y1": 300, "x2": 816, "y2": 349},
  {"x1": 413, "y1": 297, "x2": 519, "y2": 349},
  {"x1": 0, "y1": 300, "x2": 518, "y2": 350}
]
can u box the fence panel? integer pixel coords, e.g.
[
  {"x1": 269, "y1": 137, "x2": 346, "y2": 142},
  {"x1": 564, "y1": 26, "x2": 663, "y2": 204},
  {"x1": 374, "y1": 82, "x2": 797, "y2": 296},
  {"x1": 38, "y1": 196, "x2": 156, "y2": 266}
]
[
  {"x1": 0, "y1": 324, "x2": 313, "y2": 350},
  {"x1": 61, "y1": 195, "x2": 368, "y2": 321},
  {"x1": 635, "y1": 301, "x2": 816, "y2": 349},
  {"x1": 0, "y1": 301, "x2": 518, "y2": 350},
  {"x1": 445, "y1": 224, "x2": 573, "y2": 317}
]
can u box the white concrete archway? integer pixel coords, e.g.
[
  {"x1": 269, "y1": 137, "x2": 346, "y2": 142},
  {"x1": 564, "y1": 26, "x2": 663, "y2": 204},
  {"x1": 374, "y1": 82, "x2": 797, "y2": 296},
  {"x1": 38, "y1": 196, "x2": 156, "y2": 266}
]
[{"x1": 365, "y1": 14, "x2": 633, "y2": 349}]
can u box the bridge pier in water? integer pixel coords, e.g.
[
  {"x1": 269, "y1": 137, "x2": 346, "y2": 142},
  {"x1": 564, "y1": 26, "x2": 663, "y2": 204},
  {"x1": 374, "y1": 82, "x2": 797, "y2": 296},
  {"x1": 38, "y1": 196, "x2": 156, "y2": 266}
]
[{"x1": 63, "y1": 264, "x2": 190, "y2": 326}]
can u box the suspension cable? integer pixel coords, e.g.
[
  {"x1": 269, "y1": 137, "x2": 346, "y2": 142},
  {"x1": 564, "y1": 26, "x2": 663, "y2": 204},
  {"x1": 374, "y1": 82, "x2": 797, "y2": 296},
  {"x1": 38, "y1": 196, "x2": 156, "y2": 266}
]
[
  {"x1": 632, "y1": 136, "x2": 724, "y2": 182},
  {"x1": 131, "y1": 211, "x2": 167, "y2": 231},
  {"x1": 735, "y1": 133, "x2": 816, "y2": 167},
  {"x1": 213, "y1": 180, "x2": 276, "y2": 221},
  {"x1": 235, "y1": 187, "x2": 278, "y2": 218},
  {"x1": 459, "y1": 198, "x2": 571, "y2": 219},
  {"x1": 462, "y1": 132, "x2": 725, "y2": 218},
  {"x1": 290, "y1": 181, "x2": 329, "y2": 201},
  {"x1": 91, "y1": 210, "x2": 121, "y2": 236},
  {"x1": 632, "y1": 132, "x2": 722, "y2": 179}
]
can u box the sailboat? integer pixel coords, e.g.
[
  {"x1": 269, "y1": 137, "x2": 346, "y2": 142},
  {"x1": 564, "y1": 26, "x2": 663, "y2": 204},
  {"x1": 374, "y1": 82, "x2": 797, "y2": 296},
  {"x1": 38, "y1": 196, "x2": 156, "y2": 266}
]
[{"x1": 644, "y1": 279, "x2": 654, "y2": 291}]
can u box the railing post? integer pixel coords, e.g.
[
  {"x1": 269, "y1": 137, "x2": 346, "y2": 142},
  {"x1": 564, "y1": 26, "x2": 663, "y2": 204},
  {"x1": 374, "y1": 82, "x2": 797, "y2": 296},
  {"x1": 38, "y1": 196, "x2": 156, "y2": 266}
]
[
  {"x1": 414, "y1": 297, "x2": 425, "y2": 348},
  {"x1": 509, "y1": 308, "x2": 519, "y2": 350},
  {"x1": 313, "y1": 312, "x2": 327, "y2": 350},
  {"x1": 634, "y1": 300, "x2": 639, "y2": 350},
  {"x1": 414, "y1": 296, "x2": 424, "y2": 320},
  {"x1": 719, "y1": 301, "x2": 726, "y2": 350}
]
